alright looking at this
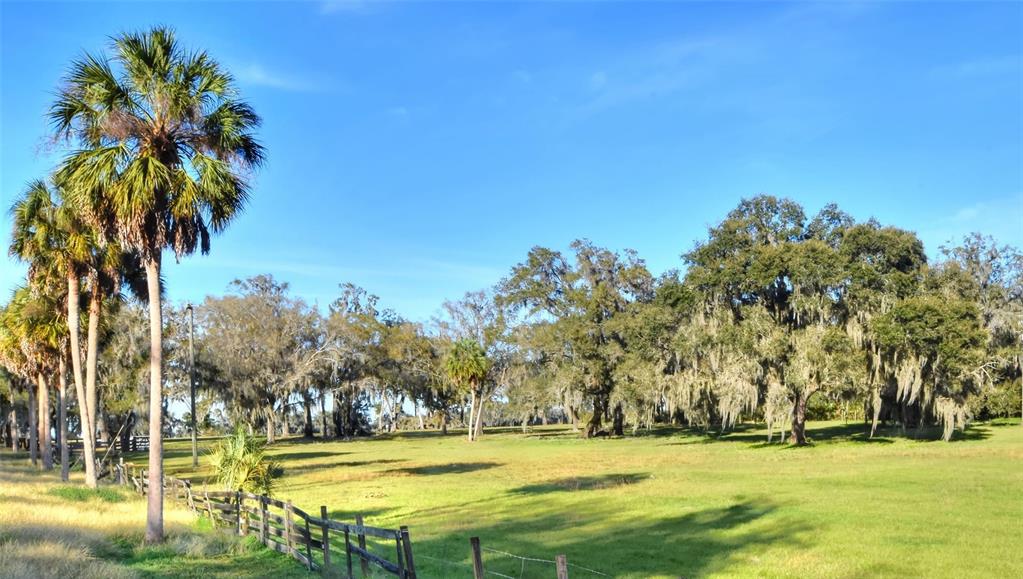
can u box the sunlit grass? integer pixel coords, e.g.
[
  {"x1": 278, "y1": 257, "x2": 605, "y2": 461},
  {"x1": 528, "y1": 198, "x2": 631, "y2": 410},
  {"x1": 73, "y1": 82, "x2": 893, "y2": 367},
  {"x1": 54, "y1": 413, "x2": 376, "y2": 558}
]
[
  {"x1": 0, "y1": 456, "x2": 311, "y2": 578},
  {"x1": 147, "y1": 418, "x2": 1023, "y2": 578}
]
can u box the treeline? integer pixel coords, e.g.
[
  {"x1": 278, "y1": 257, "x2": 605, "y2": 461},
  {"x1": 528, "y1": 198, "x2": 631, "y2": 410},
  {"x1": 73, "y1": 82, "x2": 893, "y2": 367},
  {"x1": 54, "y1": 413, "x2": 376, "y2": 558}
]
[{"x1": 7, "y1": 197, "x2": 1018, "y2": 461}]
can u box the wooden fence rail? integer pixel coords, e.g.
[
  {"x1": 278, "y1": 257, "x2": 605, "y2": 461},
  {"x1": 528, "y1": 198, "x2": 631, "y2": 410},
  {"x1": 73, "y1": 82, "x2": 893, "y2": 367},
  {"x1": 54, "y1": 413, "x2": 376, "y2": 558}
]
[{"x1": 117, "y1": 462, "x2": 416, "y2": 578}]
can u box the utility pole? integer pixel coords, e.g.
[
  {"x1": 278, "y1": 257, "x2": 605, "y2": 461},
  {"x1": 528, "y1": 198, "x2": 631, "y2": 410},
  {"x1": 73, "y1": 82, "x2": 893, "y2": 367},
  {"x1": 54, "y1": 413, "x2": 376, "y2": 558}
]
[{"x1": 186, "y1": 303, "x2": 198, "y2": 468}]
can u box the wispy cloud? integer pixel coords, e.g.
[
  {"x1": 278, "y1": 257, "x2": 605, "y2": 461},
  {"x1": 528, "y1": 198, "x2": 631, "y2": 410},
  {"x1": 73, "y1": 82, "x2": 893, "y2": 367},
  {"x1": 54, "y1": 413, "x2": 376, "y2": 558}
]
[
  {"x1": 934, "y1": 55, "x2": 1022, "y2": 79},
  {"x1": 567, "y1": 37, "x2": 731, "y2": 119},
  {"x1": 319, "y1": 0, "x2": 375, "y2": 15},
  {"x1": 235, "y1": 64, "x2": 317, "y2": 92},
  {"x1": 920, "y1": 194, "x2": 1023, "y2": 254},
  {"x1": 188, "y1": 253, "x2": 503, "y2": 286}
]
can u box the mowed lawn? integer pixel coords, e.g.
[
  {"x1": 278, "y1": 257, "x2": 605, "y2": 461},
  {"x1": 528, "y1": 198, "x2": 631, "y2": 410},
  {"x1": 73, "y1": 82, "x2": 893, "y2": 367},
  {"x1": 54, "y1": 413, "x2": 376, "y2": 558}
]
[{"x1": 136, "y1": 419, "x2": 1023, "y2": 579}]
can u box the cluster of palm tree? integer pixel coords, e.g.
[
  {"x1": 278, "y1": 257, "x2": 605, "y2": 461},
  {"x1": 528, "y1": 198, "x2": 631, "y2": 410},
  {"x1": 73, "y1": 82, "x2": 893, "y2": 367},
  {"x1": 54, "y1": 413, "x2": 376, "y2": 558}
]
[{"x1": 0, "y1": 27, "x2": 263, "y2": 543}]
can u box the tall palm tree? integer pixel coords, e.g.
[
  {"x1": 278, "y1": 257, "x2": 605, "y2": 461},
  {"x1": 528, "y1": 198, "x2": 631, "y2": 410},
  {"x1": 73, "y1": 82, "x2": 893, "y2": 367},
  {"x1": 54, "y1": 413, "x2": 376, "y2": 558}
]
[
  {"x1": 444, "y1": 338, "x2": 491, "y2": 442},
  {"x1": 53, "y1": 26, "x2": 264, "y2": 542},
  {"x1": 9, "y1": 180, "x2": 98, "y2": 485}
]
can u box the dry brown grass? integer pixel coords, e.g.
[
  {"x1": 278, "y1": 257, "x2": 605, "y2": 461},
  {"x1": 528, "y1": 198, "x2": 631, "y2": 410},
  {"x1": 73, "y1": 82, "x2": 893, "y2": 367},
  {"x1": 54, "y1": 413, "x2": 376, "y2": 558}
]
[{"x1": 0, "y1": 457, "x2": 242, "y2": 579}]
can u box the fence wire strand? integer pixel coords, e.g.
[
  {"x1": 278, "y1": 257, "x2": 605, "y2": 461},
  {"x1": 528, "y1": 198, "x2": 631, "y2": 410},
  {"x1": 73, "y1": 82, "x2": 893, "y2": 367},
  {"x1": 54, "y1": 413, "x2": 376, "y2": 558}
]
[{"x1": 481, "y1": 546, "x2": 612, "y2": 577}]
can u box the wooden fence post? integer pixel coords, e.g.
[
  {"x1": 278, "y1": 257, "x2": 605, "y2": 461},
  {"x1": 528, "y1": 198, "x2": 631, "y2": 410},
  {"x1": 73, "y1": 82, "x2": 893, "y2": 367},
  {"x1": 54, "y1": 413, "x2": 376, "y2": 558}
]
[
  {"x1": 117, "y1": 457, "x2": 124, "y2": 485},
  {"x1": 260, "y1": 495, "x2": 269, "y2": 546},
  {"x1": 400, "y1": 526, "x2": 416, "y2": 579},
  {"x1": 235, "y1": 491, "x2": 243, "y2": 536},
  {"x1": 556, "y1": 554, "x2": 568, "y2": 579},
  {"x1": 320, "y1": 506, "x2": 331, "y2": 569},
  {"x1": 203, "y1": 484, "x2": 216, "y2": 528},
  {"x1": 355, "y1": 514, "x2": 369, "y2": 577},
  {"x1": 241, "y1": 502, "x2": 250, "y2": 535},
  {"x1": 395, "y1": 531, "x2": 406, "y2": 579},
  {"x1": 470, "y1": 537, "x2": 484, "y2": 579},
  {"x1": 304, "y1": 516, "x2": 313, "y2": 570},
  {"x1": 343, "y1": 523, "x2": 354, "y2": 578},
  {"x1": 285, "y1": 501, "x2": 295, "y2": 557},
  {"x1": 185, "y1": 480, "x2": 196, "y2": 514}
]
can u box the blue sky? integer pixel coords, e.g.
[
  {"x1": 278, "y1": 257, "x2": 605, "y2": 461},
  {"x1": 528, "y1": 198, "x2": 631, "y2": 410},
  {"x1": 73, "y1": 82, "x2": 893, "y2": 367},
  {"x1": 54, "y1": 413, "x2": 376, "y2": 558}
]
[{"x1": 2, "y1": 1, "x2": 1021, "y2": 322}]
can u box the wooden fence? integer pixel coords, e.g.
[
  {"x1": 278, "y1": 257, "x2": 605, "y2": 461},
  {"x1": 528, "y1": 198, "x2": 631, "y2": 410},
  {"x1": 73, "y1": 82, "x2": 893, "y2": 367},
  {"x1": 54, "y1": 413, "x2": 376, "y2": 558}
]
[{"x1": 116, "y1": 461, "x2": 416, "y2": 578}]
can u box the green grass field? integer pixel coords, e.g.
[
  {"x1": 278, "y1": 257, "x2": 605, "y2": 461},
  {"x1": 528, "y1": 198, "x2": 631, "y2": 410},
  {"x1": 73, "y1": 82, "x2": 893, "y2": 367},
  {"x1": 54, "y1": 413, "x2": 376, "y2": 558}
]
[{"x1": 117, "y1": 419, "x2": 1023, "y2": 578}]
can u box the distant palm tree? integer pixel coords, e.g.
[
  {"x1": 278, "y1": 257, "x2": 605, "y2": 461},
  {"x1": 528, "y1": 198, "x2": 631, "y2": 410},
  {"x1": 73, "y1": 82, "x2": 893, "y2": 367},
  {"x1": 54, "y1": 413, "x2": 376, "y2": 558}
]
[
  {"x1": 9, "y1": 179, "x2": 99, "y2": 484},
  {"x1": 1, "y1": 287, "x2": 64, "y2": 471},
  {"x1": 53, "y1": 26, "x2": 264, "y2": 542},
  {"x1": 444, "y1": 338, "x2": 491, "y2": 442}
]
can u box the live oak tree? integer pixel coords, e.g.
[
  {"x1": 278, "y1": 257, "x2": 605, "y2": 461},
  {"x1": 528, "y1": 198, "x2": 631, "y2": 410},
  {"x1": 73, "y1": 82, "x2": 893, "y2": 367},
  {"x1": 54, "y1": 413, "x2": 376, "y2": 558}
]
[
  {"x1": 52, "y1": 27, "x2": 263, "y2": 542},
  {"x1": 203, "y1": 276, "x2": 313, "y2": 444},
  {"x1": 500, "y1": 240, "x2": 654, "y2": 437},
  {"x1": 685, "y1": 197, "x2": 867, "y2": 444}
]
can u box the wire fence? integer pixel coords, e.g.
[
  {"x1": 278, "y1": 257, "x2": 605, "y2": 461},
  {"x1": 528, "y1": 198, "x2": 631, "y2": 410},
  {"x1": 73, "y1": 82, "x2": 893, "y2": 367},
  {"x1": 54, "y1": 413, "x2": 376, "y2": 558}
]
[{"x1": 417, "y1": 541, "x2": 611, "y2": 578}]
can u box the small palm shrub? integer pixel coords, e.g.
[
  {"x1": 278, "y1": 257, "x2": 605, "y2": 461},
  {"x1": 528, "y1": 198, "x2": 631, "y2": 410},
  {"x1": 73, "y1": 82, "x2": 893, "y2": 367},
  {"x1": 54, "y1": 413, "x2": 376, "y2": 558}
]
[{"x1": 208, "y1": 429, "x2": 283, "y2": 496}]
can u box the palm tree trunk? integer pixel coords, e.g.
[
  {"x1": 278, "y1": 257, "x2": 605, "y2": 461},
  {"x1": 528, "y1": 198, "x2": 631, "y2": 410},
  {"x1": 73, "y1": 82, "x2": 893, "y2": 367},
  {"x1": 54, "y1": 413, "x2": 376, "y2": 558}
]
[
  {"x1": 38, "y1": 373, "x2": 52, "y2": 470},
  {"x1": 144, "y1": 257, "x2": 164, "y2": 544},
  {"x1": 85, "y1": 288, "x2": 101, "y2": 449},
  {"x1": 473, "y1": 389, "x2": 485, "y2": 441},
  {"x1": 466, "y1": 390, "x2": 477, "y2": 442},
  {"x1": 28, "y1": 379, "x2": 38, "y2": 466},
  {"x1": 67, "y1": 274, "x2": 97, "y2": 487},
  {"x1": 58, "y1": 354, "x2": 69, "y2": 481}
]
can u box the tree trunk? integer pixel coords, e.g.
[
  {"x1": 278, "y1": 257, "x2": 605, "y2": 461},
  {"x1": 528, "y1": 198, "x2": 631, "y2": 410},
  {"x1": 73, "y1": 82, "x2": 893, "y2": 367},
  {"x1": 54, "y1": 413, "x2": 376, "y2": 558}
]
[
  {"x1": 440, "y1": 411, "x2": 448, "y2": 435},
  {"x1": 569, "y1": 404, "x2": 580, "y2": 432},
  {"x1": 28, "y1": 379, "x2": 37, "y2": 466},
  {"x1": 585, "y1": 399, "x2": 604, "y2": 438},
  {"x1": 58, "y1": 354, "x2": 69, "y2": 481},
  {"x1": 98, "y1": 410, "x2": 110, "y2": 444},
  {"x1": 8, "y1": 407, "x2": 17, "y2": 451},
  {"x1": 120, "y1": 412, "x2": 135, "y2": 456},
  {"x1": 473, "y1": 391, "x2": 485, "y2": 441},
  {"x1": 266, "y1": 406, "x2": 277, "y2": 444},
  {"x1": 85, "y1": 288, "x2": 102, "y2": 448},
  {"x1": 303, "y1": 391, "x2": 314, "y2": 438},
  {"x1": 144, "y1": 257, "x2": 164, "y2": 544},
  {"x1": 612, "y1": 402, "x2": 625, "y2": 437},
  {"x1": 281, "y1": 399, "x2": 290, "y2": 438},
  {"x1": 789, "y1": 391, "x2": 812, "y2": 446},
  {"x1": 320, "y1": 388, "x2": 328, "y2": 438},
  {"x1": 67, "y1": 274, "x2": 97, "y2": 487},
  {"x1": 466, "y1": 390, "x2": 477, "y2": 442},
  {"x1": 38, "y1": 373, "x2": 52, "y2": 470}
]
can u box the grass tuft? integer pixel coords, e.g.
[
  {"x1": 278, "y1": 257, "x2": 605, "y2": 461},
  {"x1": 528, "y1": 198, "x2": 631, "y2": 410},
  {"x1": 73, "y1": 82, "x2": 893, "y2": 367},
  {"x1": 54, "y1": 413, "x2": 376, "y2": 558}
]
[{"x1": 47, "y1": 485, "x2": 126, "y2": 503}]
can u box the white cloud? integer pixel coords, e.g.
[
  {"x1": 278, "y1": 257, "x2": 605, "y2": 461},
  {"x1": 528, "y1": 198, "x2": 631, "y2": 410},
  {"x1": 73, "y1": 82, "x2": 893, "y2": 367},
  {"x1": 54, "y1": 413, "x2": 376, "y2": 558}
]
[
  {"x1": 936, "y1": 55, "x2": 1022, "y2": 78},
  {"x1": 235, "y1": 64, "x2": 316, "y2": 92}
]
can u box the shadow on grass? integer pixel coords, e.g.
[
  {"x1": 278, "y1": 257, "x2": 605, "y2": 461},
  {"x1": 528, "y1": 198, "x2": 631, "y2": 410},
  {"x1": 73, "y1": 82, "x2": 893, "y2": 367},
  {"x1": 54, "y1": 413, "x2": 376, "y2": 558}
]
[
  {"x1": 285, "y1": 458, "x2": 405, "y2": 476},
  {"x1": 409, "y1": 498, "x2": 802, "y2": 578},
  {"x1": 268, "y1": 450, "x2": 346, "y2": 461},
  {"x1": 664, "y1": 420, "x2": 995, "y2": 447},
  {"x1": 387, "y1": 462, "x2": 502, "y2": 476},
  {"x1": 509, "y1": 473, "x2": 649, "y2": 495}
]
